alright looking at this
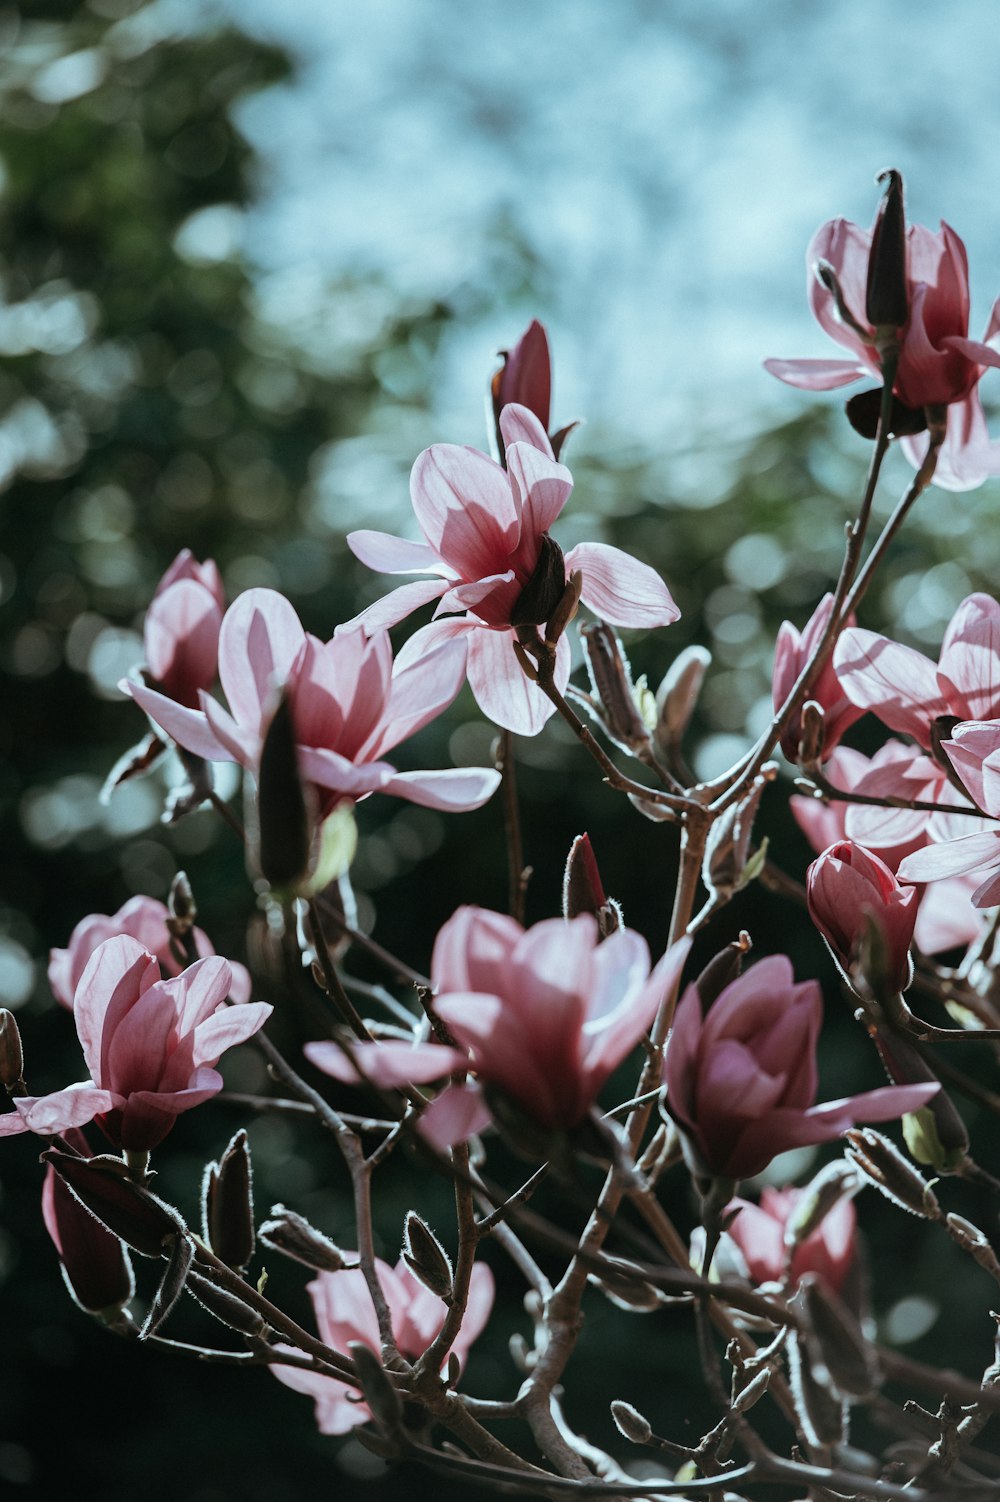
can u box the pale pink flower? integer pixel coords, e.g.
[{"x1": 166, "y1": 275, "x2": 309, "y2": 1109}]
[
  {"x1": 48, "y1": 896, "x2": 251, "y2": 1010},
  {"x1": 272, "y1": 1257, "x2": 494, "y2": 1435},
  {"x1": 124, "y1": 588, "x2": 499, "y2": 815},
  {"x1": 1, "y1": 935, "x2": 271, "y2": 1151},
  {"x1": 772, "y1": 594, "x2": 863, "y2": 761},
  {"x1": 141, "y1": 550, "x2": 224, "y2": 709},
  {"x1": 766, "y1": 217, "x2": 1000, "y2": 491},
  {"x1": 663, "y1": 955, "x2": 937, "y2": 1182},
  {"x1": 307, "y1": 909, "x2": 691, "y2": 1148},
  {"x1": 725, "y1": 1187, "x2": 856, "y2": 1295},
  {"x1": 346, "y1": 405, "x2": 679, "y2": 735},
  {"x1": 807, "y1": 841, "x2": 918, "y2": 993}
]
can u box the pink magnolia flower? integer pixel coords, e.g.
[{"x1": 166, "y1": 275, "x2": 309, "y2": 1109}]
[
  {"x1": 663, "y1": 955, "x2": 937, "y2": 1182},
  {"x1": 142, "y1": 550, "x2": 224, "y2": 709},
  {"x1": 1, "y1": 935, "x2": 271, "y2": 1152},
  {"x1": 725, "y1": 1187, "x2": 856, "y2": 1295},
  {"x1": 772, "y1": 594, "x2": 863, "y2": 761},
  {"x1": 307, "y1": 909, "x2": 691, "y2": 1147},
  {"x1": 272, "y1": 1257, "x2": 494, "y2": 1434},
  {"x1": 834, "y1": 594, "x2": 1000, "y2": 752},
  {"x1": 123, "y1": 588, "x2": 500, "y2": 815},
  {"x1": 346, "y1": 405, "x2": 679, "y2": 735},
  {"x1": 42, "y1": 1128, "x2": 134, "y2": 1315},
  {"x1": 491, "y1": 319, "x2": 552, "y2": 440},
  {"x1": 807, "y1": 840, "x2": 919, "y2": 993},
  {"x1": 48, "y1": 896, "x2": 251, "y2": 1010},
  {"x1": 766, "y1": 216, "x2": 1000, "y2": 491},
  {"x1": 899, "y1": 719, "x2": 1000, "y2": 906}
]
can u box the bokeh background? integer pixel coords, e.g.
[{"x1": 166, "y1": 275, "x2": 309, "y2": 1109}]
[{"x1": 3, "y1": 1, "x2": 1000, "y2": 1498}]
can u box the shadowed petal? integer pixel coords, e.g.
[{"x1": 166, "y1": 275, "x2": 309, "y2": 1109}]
[{"x1": 566, "y1": 542, "x2": 679, "y2": 628}]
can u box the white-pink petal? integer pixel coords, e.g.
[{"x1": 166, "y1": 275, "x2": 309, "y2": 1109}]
[{"x1": 565, "y1": 542, "x2": 679, "y2": 629}]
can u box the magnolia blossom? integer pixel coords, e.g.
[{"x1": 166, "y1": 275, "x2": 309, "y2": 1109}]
[
  {"x1": 899, "y1": 719, "x2": 1000, "y2": 906},
  {"x1": 308, "y1": 908, "x2": 691, "y2": 1148},
  {"x1": 346, "y1": 404, "x2": 678, "y2": 735},
  {"x1": 272, "y1": 1257, "x2": 494, "y2": 1434},
  {"x1": 792, "y1": 749, "x2": 982, "y2": 955},
  {"x1": 725, "y1": 1187, "x2": 856, "y2": 1295},
  {"x1": 766, "y1": 213, "x2": 1000, "y2": 490},
  {"x1": 143, "y1": 550, "x2": 224, "y2": 709},
  {"x1": 772, "y1": 595, "x2": 863, "y2": 761},
  {"x1": 0, "y1": 935, "x2": 271, "y2": 1152},
  {"x1": 491, "y1": 319, "x2": 553, "y2": 445},
  {"x1": 48, "y1": 896, "x2": 251, "y2": 1010},
  {"x1": 124, "y1": 588, "x2": 500, "y2": 815},
  {"x1": 807, "y1": 840, "x2": 919, "y2": 993},
  {"x1": 663, "y1": 955, "x2": 937, "y2": 1182}
]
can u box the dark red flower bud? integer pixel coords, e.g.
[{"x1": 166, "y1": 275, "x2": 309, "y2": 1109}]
[
  {"x1": 42, "y1": 1142, "x2": 134, "y2": 1316},
  {"x1": 202, "y1": 1129, "x2": 255, "y2": 1271},
  {"x1": 866, "y1": 168, "x2": 908, "y2": 332},
  {"x1": 42, "y1": 1147, "x2": 185, "y2": 1258}
]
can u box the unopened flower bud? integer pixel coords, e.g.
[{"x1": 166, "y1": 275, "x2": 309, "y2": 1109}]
[
  {"x1": 610, "y1": 1400, "x2": 652, "y2": 1445},
  {"x1": 562, "y1": 833, "x2": 622, "y2": 939},
  {"x1": 807, "y1": 841, "x2": 917, "y2": 997},
  {"x1": 254, "y1": 691, "x2": 314, "y2": 892},
  {"x1": 140, "y1": 1232, "x2": 195, "y2": 1339},
  {"x1": 42, "y1": 1142, "x2": 135, "y2": 1317},
  {"x1": 402, "y1": 1211, "x2": 453, "y2": 1302},
  {"x1": 945, "y1": 1214, "x2": 1000, "y2": 1279},
  {"x1": 590, "y1": 1259, "x2": 660, "y2": 1312},
  {"x1": 580, "y1": 622, "x2": 651, "y2": 755},
  {"x1": 844, "y1": 1128, "x2": 941, "y2": 1220},
  {"x1": 258, "y1": 1205, "x2": 345, "y2": 1272},
  {"x1": 787, "y1": 1329, "x2": 846, "y2": 1447},
  {"x1": 491, "y1": 320, "x2": 552, "y2": 442},
  {"x1": 187, "y1": 1269, "x2": 270, "y2": 1339},
  {"x1": 0, "y1": 1010, "x2": 25, "y2": 1092},
  {"x1": 202, "y1": 1129, "x2": 255, "y2": 1272},
  {"x1": 510, "y1": 533, "x2": 568, "y2": 629},
  {"x1": 42, "y1": 1148, "x2": 186, "y2": 1257},
  {"x1": 348, "y1": 1341, "x2": 403, "y2": 1433},
  {"x1": 692, "y1": 933, "x2": 751, "y2": 1013},
  {"x1": 870, "y1": 1030, "x2": 967, "y2": 1166},
  {"x1": 784, "y1": 1161, "x2": 861, "y2": 1253},
  {"x1": 167, "y1": 871, "x2": 196, "y2": 937},
  {"x1": 654, "y1": 645, "x2": 710, "y2": 754},
  {"x1": 866, "y1": 168, "x2": 908, "y2": 334},
  {"x1": 545, "y1": 568, "x2": 582, "y2": 645},
  {"x1": 702, "y1": 775, "x2": 768, "y2": 900},
  {"x1": 800, "y1": 1272, "x2": 880, "y2": 1397}
]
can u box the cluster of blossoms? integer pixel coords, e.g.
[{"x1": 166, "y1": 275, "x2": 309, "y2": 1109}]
[{"x1": 9, "y1": 172, "x2": 1000, "y2": 1498}]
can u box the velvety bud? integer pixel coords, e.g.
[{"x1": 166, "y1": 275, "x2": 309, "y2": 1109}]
[
  {"x1": 784, "y1": 1162, "x2": 860, "y2": 1253},
  {"x1": 800, "y1": 1272, "x2": 880, "y2": 1397},
  {"x1": 866, "y1": 169, "x2": 908, "y2": 332},
  {"x1": 167, "y1": 870, "x2": 196, "y2": 936},
  {"x1": 42, "y1": 1148, "x2": 135, "y2": 1316},
  {"x1": 0, "y1": 1010, "x2": 25, "y2": 1092},
  {"x1": 544, "y1": 569, "x2": 582, "y2": 646},
  {"x1": 654, "y1": 645, "x2": 710, "y2": 754},
  {"x1": 773, "y1": 596, "x2": 862, "y2": 763},
  {"x1": 258, "y1": 1204, "x2": 345, "y2": 1272},
  {"x1": 873, "y1": 1030, "x2": 969, "y2": 1164},
  {"x1": 491, "y1": 319, "x2": 552, "y2": 438},
  {"x1": 945, "y1": 1214, "x2": 1000, "y2": 1279},
  {"x1": 787, "y1": 1329, "x2": 847, "y2": 1448},
  {"x1": 401, "y1": 1211, "x2": 453, "y2": 1302},
  {"x1": 510, "y1": 533, "x2": 568, "y2": 629},
  {"x1": 580, "y1": 622, "x2": 651, "y2": 755},
  {"x1": 702, "y1": 775, "x2": 768, "y2": 900},
  {"x1": 255, "y1": 691, "x2": 314, "y2": 891},
  {"x1": 42, "y1": 1148, "x2": 186, "y2": 1257},
  {"x1": 187, "y1": 1269, "x2": 270, "y2": 1339},
  {"x1": 202, "y1": 1129, "x2": 255, "y2": 1271},
  {"x1": 562, "y1": 834, "x2": 621, "y2": 939},
  {"x1": 140, "y1": 1232, "x2": 195, "y2": 1339},
  {"x1": 807, "y1": 840, "x2": 918, "y2": 995},
  {"x1": 589, "y1": 1259, "x2": 660, "y2": 1312},
  {"x1": 902, "y1": 1105, "x2": 968, "y2": 1174},
  {"x1": 691, "y1": 935, "x2": 749, "y2": 1013},
  {"x1": 610, "y1": 1400, "x2": 652, "y2": 1445},
  {"x1": 348, "y1": 1341, "x2": 403, "y2": 1433},
  {"x1": 844, "y1": 1128, "x2": 941, "y2": 1220}
]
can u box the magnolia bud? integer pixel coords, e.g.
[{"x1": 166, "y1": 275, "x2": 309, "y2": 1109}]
[
  {"x1": 0, "y1": 1010, "x2": 25, "y2": 1092},
  {"x1": 140, "y1": 1232, "x2": 195, "y2": 1339},
  {"x1": 510, "y1": 534, "x2": 567, "y2": 629},
  {"x1": 844, "y1": 1129, "x2": 941, "y2": 1220},
  {"x1": 902, "y1": 1106, "x2": 967, "y2": 1175},
  {"x1": 692, "y1": 934, "x2": 751, "y2": 1013},
  {"x1": 654, "y1": 645, "x2": 710, "y2": 754},
  {"x1": 348, "y1": 1342, "x2": 403, "y2": 1433},
  {"x1": 490, "y1": 320, "x2": 552, "y2": 439},
  {"x1": 800, "y1": 1273, "x2": 880, "y2": 1398},
  {"x1": 167, "y1": 870, "x2": 196, "y2": 936},
  {"x1": 866, "y1": 168, "x2": 907, "y2": 333},
  {"x1": 254, "y1": 691, "x2": 314, "y2": 892},
  {"x1": 562, "y1": 833, "x2": 622, "y2": 939},
  {"x1": 784, "y1": 1161, "x2": 860, "y2": 1253},
  {"x1": 42, "y1": 1150, "x2": 135, "y2": 1317},
  {"x1": 580, "y1": 622, "x2": 651, "y2": 755},
  {"x1": 258, "y1": 1206, "x2": 346, "y2": 1272},
  {"x1": 402, "y1": 1211, "x2": 453, "y2": 1302},
  {"x1": 42, "y1": 1148, "x2": 186, "y2": 1257},
  {"x1": 202, "y1": 1129, "x2": 255, "y2": 1272},
  {"x1": 787, "y1": 1329, "x2": 846, "y2": 1448},
  {"x1": 187, "y1": 1270, "x2": 270, "y2": 1339},
  {"x1": 702, "y1": 776, "x2": 768, "y2": 900},
  {"x1": 945, "y1": 1214, "x2": 1000, "y2": 1279},
  {"x1": 610, "y1": 1400, "x2": 652, "y2": 1445}
]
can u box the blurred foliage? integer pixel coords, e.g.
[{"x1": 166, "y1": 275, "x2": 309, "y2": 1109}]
[{"x1": 2, "y1": 3, "x2": 1000, "y2": 1500}]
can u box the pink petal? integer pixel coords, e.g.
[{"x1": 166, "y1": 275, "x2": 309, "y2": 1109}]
[
  {"x1": 365, "y1": 633, "x2": 469, "y2": 759},
  {"x1": 901, "y1": 393, "x2": 1000, "y2": 494},
  {"x1": 762, "y1": 357, "x2": 867, "y2": 391},
  {"x1": 465, "y1": 626, "x2": 566, "y2": 735},
  {"x1": 218, "y1": 589, "x2": 305, "y2": 735},
  {"x1": 75, "y1": 935, "x2": 159, "y2": 1088},
  {"x1": 431, "y1": 906, "x2": 525, "y2": 996},
  {"x1": 123, "y1": 680, "x2": 228, "y2": 762},
  {"x1": 418, "y1": 1084, "x2": 492, "y2": 1151},
  {"x1": 17, "y1": 1083, "x2": 119, "y2": 1134},
  {"x1": 189, "y1": 1000, "x2": 272, "y2": 1071},
  {"x1": 297, "y1": 746, "x2": 395, "y2": 799},
  {"x1": 914, "y1": 875, "x2": 982, "y2": 954},
  {"x1": 565, "y1": 542, "x2": 679, "y2": 629},
  {"x1": 807, "y1": 218, "x2": 873, "y2": 355},
  {"x1": 498, "y1": 403, "x2": 554, "y2": 458},
  {"x1": 346, "y1": 578, "x2": 451, "y2": 634},
  {"x1": 410, "y1": 445, "x2": 520, "y2": 576},
  {"x1": 382, "y1": 767, "x2": 501, "y2": 811},
  {"x1": 833, "y1": 629, "x2": 945, "y2": 745},
  {"x1": 305, "y1": 1039, "x2": 466, "y2": 1087},
  {"x1": 899, "y1": 830, "x2": 1000, "y2": 883},
  {"x1": 347, "y1": 529, "x2": 442, "y2": 575},
  {"x1": 200, "y1": 691, "x2": 258, "y2": 766},
  {"x1": 941, "y1": 335, "x2": 1000, "y2": 372},
  {"x1": 505, "y1": 440, "x2": 573, "y2": 539},
  {"x1": 584, "y1": 933, "x2": 691, "y2": 1085}
]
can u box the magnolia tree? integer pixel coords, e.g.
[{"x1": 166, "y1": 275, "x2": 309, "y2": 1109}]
[{"x1": 7, "y1": 170, "x2": 1000, "y2": 1500}]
